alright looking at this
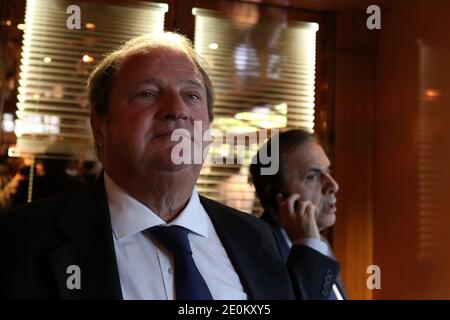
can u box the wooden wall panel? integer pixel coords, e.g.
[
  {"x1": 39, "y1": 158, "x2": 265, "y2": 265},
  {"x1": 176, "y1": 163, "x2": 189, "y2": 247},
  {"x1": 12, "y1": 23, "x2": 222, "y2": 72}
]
[
  {"x1": 333, "y1": 11, "x2": 376, "y2": 300},
  {"x1": 374, "y1": 0, "x2": 450, "y2": 299},
  {"x1": 373, "y1": 0, "x2": 419, "y2": 299}
]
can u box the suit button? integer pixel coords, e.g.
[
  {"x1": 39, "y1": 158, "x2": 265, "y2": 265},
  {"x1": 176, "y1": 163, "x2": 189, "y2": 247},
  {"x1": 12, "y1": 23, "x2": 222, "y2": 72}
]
[
  {"x1": 321, "y1": 289, "x2": 329, "y2": 296},
  {"x1": 326, "y1": 269, "x2": 333, "y2": 276},
  {"x1": 325, "y1": 275, "x2": 333, "y2": 282}
]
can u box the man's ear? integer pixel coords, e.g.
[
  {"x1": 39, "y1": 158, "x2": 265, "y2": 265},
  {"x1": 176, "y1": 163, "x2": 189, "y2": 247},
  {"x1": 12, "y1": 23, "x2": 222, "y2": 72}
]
[{"x1": 90, "y1": 111, "x2": 105, "y2": 149}]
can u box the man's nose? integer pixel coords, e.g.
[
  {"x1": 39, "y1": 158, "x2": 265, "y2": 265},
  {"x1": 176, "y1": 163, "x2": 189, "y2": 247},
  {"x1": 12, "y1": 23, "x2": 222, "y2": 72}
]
[
  {"x1": 158, "y1": 92, "x2": 188, "y2": 121},
  {"x1": 323, "y1": 173, "x2": 339, "y2": 195}
]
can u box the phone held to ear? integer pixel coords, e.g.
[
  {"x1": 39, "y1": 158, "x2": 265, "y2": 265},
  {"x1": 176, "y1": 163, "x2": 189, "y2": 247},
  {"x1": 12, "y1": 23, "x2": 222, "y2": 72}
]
[{"x1": 274, "y1": 189, "x2": 300, "y2": 210}]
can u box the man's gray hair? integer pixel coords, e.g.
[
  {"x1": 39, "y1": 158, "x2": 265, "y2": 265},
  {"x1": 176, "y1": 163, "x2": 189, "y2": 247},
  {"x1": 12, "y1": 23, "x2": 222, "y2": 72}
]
[{"x1": 87, "y1": 32, "x2": 215, "y2": 121}]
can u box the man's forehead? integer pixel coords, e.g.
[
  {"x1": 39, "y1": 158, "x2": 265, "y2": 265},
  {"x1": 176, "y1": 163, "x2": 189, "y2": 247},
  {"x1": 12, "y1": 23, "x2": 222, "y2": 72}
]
[
  {"x1": 124, "y1": 49, "x2": 198, "y2": 70},
  {"x1": 292, "y1": 142, "x2": 330, "y2": 171},
  {"x1": 118, "y1": 50, "x2": 204, "y2": 84}
]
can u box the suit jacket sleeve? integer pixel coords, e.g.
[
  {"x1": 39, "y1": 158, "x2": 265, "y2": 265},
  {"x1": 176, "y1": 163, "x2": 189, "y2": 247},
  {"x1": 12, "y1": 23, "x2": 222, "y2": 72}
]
[{"x1": 287, "y1": 244, "x2": 340, "y2": 300}]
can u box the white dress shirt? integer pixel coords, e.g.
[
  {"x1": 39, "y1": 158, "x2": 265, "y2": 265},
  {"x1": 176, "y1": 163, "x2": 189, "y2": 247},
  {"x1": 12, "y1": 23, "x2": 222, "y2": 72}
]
[{"x1": 104, "y1": 173, "x2": 248, "y2": 300}]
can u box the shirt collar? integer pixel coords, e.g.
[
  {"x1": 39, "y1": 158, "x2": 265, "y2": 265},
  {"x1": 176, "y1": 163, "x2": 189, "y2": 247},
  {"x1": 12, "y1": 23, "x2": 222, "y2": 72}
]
[{"x1": 104, "y1": 172, "x2": 208, "y2": 240}]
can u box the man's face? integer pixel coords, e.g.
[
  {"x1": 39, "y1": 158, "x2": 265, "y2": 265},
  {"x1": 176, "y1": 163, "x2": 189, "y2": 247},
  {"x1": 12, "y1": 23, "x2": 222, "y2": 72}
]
[
  {"x1": 91, "y1": 49, "x2": 210, "y2": 185},
  {"x1": 281, "y1": 142, "x2": 339, "y2": 231}
]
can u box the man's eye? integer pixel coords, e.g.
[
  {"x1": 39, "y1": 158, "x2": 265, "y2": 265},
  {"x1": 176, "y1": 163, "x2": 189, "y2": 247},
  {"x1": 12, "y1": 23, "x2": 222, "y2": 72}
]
[
  {"x1": 188, "y1": 93, "x2": 200, "y2": 100},
  {"x1": 138, "y1": 91, "x2": 156, "y2": 98},
  {"x1": 306, "y1": 173, "x2": 319, "y2": 182}
]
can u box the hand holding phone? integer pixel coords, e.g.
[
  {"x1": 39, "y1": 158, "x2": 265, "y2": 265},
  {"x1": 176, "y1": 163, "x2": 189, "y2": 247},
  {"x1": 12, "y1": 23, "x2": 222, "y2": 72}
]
[{"x1": 275, "y1": 192, "x2": 321, "y2": 241}]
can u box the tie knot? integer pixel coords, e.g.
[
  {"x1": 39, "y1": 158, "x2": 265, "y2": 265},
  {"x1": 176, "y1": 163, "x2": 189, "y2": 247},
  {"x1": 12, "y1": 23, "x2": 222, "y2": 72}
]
[{"x1": 149, "y1": 225, "x2": 192, "y2": 255}]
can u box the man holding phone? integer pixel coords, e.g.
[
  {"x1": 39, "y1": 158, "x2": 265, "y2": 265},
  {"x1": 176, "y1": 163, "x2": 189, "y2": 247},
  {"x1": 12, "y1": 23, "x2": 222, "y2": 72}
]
[{"x1": 250, "y1": 129, "x2": 346, "y2": 300}]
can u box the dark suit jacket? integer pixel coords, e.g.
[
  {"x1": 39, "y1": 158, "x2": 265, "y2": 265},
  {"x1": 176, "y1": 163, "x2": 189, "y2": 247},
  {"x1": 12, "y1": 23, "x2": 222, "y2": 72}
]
[
  {"x1": 260, "y1": 211, "x2": 347, "y2": 299},
  {"x1": 0, "y1": 177, "x2": 339, "y2": 300}
]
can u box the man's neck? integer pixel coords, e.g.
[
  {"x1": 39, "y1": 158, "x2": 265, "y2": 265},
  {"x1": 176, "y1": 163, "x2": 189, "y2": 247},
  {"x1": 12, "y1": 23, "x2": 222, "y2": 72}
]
[{"x1": 105, "y1": 170, "x2": 197, "y2": 222}]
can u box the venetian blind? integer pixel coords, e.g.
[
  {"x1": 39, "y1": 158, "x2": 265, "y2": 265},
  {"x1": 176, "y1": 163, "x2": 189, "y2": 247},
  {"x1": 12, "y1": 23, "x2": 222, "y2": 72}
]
[
  {"x1": 12, "y1": 0, "x2": 167, "y2": 159},
  {"x1": 418, "y1": 48, "x2": 450, "y2": 262},
  {"x1": 193, "y1": 8, "x2": 319, "y2": 214}
]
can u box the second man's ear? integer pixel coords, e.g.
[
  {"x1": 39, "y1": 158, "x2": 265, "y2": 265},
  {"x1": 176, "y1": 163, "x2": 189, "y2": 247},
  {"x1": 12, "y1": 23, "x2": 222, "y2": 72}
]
[
  {"x1": 265, "y1": 185, "x2": 284, "y2": 210},
  {"x1": 90, "y1": 111, "x2": 105, "y2": 148}
]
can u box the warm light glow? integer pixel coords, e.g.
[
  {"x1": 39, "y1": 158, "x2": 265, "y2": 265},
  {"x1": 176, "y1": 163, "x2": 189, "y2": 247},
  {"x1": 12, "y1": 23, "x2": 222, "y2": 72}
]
[
  {"x1": 274, "y1": 102, "x2": 288, "y2": 114},
  {"x1": 8, "y1": 147, "x2": 17, "y2": 157},
  {"x1": 23, "y1": 157, "x2": 33, "y2": 166},
  {"x1": 422, "y1": 89, "x2": 440, "y2": 102},
  {"x1": 5, "y1": 20, "x2": 12, "y2": 26},
  {"x1": 235, "y1": 111, "x2": 267, "y2": 121},
  {"x1": 17, "y1": 23, "x2": 25, "y2": 30},
  {"x1": 43, "y1": 57, "x2": 52, "y2": 63},
  {"x1": 85, "y1": 22, "x2": 96, "y2": 29},
  {"x1": 14, "y1": 114, "x2": 61, "y2": 136},
  {"x1": 425, "y1": 89, "x2": 439, "y2": 98},
  {"x1": 234, "y1": 103, "x2": 288, "y2": 129},
  {"x1": 210, "y1": 144, "x2": 231, "y2": 158},
  {"x1": 209, "y1": 43, "x2": 219, "y2": 50},
  {"x1": 2, "y1": 113, "x2": 15, "y2": 132},
  {"x1": 212, "y1": 118, "x2": 254, "y2": 132},
  {"x1": 82, "y1": 54, "x2": 94, "y2": 63}
]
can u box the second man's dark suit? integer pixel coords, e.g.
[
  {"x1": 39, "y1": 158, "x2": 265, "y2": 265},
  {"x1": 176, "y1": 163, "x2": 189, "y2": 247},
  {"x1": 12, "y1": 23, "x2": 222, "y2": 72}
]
[{"x1": 261, "y1": 211, "x2": 347, "y2": 299}]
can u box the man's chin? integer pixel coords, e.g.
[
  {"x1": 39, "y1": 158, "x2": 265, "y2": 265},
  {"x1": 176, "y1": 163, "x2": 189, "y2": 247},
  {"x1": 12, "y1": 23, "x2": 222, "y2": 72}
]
[
  {"x1": 150, "y1": 159, "x2": 202, "y2": 174},
  {"x1": 318, "y1": 211, "x2": 336, "y2": 230},
  {"x1": 152, "y1": 161, "x2": 191, "y2": 172}
]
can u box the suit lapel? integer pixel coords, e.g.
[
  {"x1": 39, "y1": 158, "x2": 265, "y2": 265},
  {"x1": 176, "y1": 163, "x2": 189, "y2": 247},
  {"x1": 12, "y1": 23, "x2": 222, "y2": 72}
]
[
  {"x1": 200, "y1": 196, "x2": 294, "y2": 300},
  {"x1": 48, "y1": 177, "x2": 123, "y2": 299}
]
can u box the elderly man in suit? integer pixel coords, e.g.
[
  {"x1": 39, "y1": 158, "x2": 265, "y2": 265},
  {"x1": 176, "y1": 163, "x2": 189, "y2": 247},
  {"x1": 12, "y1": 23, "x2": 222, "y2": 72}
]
[
  {"x1": 0, "y1": 32, "x2": 338, "y2": 300},
  {"x1": 250, "y1": 129, "x2": 347, "y2": 300}
]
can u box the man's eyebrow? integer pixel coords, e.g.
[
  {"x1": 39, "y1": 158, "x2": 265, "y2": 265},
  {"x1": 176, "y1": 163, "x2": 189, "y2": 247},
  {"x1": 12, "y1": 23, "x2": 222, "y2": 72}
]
[
  {"x1": 133, "y1": 78, "x2": 204, "y2": 88},
  {"x1": 305, "y1": 167, "x2": 331, "y2": 174},
  {"x1": 133, "y1": 78, "x2": 160, "y2": 86},
  {"x1": 306, "y1": 168, "x2": 322, "y2": 174},
  {"x1": 182, "y1": 79, "x2": 204, "y2": 89}
]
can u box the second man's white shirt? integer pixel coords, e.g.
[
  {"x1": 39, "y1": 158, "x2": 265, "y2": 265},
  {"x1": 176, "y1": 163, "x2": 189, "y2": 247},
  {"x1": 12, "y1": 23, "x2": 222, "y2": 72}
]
[{"x1": 104, "y1": 173, "x2": 248, "y2": 300}]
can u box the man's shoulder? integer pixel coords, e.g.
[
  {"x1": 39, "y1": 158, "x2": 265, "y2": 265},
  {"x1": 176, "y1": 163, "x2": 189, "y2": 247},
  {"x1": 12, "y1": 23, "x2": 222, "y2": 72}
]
[
  {"x1": 0, "y1": 190, "x2": 77, "y2": 266},
  {"x1": 0, "y1": 183, "x2": 94, "y2": 232},
  {"x1": 0, "y1": 191, "x2": 70, "y2": 221},
  {"x1": 198, "y1": 195, "x2": 272, "y2": 232}
]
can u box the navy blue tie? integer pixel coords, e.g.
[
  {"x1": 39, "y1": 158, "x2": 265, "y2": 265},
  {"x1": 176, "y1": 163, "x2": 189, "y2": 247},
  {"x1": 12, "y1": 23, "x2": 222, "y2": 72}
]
[{"x1": 148, "y1": 225, "x2": 213, "y2": 300}]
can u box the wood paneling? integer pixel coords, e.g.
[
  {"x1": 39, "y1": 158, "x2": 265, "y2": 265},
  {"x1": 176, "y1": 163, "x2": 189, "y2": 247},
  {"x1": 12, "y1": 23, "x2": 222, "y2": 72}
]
[
  {"x1": 333, "y1": 11, "x2": 376, "y2": 300},
  {"x1": 374, "y1": 0, "x2": 450, "y2": 299},
  {"x1": 373, "y1": 0, "x2": 419, "y2": 299},
  {"x1": 334, "y1": 0, "x2": 450, "y2": 300}
]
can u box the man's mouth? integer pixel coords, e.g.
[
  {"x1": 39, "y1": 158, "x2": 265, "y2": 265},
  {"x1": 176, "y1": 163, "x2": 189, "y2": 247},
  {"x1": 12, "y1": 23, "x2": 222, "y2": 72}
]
[
  {"x1": 325, "y1": 202, "x2": 337, "y2": 212},
  {"x1": 153, "y1": 129, "x2": 194, "y2": 141}
]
